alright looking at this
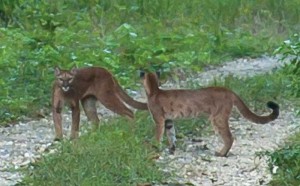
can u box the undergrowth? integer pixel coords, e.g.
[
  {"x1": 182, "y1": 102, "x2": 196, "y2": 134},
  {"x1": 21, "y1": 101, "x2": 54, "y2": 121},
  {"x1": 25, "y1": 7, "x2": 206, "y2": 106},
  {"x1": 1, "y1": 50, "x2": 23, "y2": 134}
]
[
  {"x1": 1, "y1": 0, "x2": 300, "y2": 124},
  {"x1": 264, "y1": 132, "x2": 300, "y2": 186},
  {"x1": 19, "y1": 112, "x2": 166, "y2": 186},
  {"x1": 262, "y1": 33, "x2": 300, "y2": 186}
]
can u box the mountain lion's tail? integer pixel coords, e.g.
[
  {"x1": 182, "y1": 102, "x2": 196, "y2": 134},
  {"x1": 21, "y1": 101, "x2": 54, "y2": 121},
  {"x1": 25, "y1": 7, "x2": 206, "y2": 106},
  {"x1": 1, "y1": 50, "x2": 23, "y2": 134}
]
[
  {"x1": 115, "y1": 82, "x2": 148, "y2": 110},
  {"x1": 233, "y1": 95, "x2": 279, "y2": 124}
]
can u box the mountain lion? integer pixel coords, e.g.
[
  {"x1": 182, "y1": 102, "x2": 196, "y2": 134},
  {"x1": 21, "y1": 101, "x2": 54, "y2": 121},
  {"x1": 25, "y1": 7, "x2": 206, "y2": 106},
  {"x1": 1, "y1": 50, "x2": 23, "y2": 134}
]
[
  {"x1": 141, "y1": 72, "x2": 279, "y2": 157},
  {"x1": 52, "y1": 67, "x2": 148, "y2": 140}
]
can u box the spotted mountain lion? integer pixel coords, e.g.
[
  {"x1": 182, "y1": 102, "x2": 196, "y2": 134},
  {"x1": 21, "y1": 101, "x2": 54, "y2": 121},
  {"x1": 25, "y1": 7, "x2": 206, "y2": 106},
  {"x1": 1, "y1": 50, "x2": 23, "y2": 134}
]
[
  {"x1": 52, "y1": 67, "x2": 148, "y2": 140},
  {"x1": 141, "y1": 72, "x2": 279, "y2": 157}
]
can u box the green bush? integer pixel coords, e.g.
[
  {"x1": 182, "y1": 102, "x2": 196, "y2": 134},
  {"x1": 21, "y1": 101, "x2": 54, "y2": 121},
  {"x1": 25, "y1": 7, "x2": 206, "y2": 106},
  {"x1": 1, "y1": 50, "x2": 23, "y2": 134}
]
[
  {"x1": 261, "y1": 33, "x2": 300, "y2": 185},
  {"x1": 275, "y1": 34, "x2": 300, "y2": 97},
  {"x1": 265, "y1": 133, "x2": 300, "y2": 186}
]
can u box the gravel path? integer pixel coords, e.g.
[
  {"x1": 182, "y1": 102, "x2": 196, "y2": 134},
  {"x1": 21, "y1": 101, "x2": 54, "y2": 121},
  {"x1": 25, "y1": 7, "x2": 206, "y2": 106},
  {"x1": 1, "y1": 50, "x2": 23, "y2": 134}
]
[{"x1": 0, "y1": 56, "x2": 298, "y2": 186}]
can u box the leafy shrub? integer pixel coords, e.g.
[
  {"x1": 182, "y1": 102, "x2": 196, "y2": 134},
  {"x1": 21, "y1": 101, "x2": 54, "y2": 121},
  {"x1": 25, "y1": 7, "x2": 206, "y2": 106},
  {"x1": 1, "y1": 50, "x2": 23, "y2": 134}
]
[
  {"x1": 264, "y1": 133, "x2": 300, "y2": 186},
  {"x1": 261, "y1": 33, "x2": 300, "y2": 185},
  {"x1": 275, "y1": 34, "x2": 300, "y2": 97}
]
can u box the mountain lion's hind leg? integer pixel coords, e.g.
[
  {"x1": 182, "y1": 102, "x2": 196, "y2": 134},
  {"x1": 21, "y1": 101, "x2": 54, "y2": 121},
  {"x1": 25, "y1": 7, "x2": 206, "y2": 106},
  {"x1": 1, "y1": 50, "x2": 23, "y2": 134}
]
[
  {"x1": 81, "y1": 96, "x2": 100, "y2": 130},
  {"x1": 212, "y1": 117, "x2": 233, "y2": 157}
]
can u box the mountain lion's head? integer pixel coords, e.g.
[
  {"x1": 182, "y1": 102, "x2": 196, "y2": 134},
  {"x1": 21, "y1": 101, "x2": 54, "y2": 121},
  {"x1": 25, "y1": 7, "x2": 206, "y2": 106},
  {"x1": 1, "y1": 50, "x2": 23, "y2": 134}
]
[{"x1": 54, "y1": 67, "x2": 77, "y2": 92}]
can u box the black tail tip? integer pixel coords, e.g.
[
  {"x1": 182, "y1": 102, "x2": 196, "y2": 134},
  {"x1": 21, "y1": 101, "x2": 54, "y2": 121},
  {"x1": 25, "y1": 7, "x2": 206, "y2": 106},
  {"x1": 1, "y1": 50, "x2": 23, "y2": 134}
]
[{"x1": 267, "y1": 101, "x2": 279, "y2": 110}]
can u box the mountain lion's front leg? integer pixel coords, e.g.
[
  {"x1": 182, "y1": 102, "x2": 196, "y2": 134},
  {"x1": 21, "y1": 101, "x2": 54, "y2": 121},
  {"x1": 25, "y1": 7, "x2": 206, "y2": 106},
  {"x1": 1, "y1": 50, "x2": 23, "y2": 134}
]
[
  {"x1": 52, "y1": 90, "x2": 64, "y2": 140},
  {"x1": 70, "y1": 100, "x2": 80, "y2": 139},
  {"x1": 152, "y1": 116, "x2": 165, "y2": 151}
]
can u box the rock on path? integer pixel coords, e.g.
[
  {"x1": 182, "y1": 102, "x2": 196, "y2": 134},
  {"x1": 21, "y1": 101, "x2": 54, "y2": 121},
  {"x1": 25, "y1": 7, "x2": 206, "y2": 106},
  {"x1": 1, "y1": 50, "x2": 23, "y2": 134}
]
[{"x1": 0, "y1": 56, "x2": 296, "y2": 186}]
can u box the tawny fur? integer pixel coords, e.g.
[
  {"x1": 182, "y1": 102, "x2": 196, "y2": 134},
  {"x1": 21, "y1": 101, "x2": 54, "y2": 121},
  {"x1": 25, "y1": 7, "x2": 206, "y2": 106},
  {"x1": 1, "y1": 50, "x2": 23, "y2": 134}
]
[
  {"x1": 52, "y1": 67, "x2": 148, "y2": 140},
  {"x1": 142, "y1": 72, "x2": 279, "y2": 157}
]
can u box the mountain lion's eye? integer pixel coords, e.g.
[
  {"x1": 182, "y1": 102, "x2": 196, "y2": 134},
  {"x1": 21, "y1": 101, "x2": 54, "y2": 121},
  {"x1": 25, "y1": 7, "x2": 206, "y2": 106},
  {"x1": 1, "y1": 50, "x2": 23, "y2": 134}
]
[{"x1": 68, "y1": 78, "x2": 73, "y2": 83}]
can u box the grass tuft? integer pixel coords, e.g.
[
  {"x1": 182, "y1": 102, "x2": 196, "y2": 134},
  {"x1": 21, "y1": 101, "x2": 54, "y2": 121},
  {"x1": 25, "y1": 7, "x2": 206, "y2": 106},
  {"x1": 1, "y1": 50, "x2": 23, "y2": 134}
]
[{"x1": 20, "y1": 112, "x2": 166, "y2": 186}]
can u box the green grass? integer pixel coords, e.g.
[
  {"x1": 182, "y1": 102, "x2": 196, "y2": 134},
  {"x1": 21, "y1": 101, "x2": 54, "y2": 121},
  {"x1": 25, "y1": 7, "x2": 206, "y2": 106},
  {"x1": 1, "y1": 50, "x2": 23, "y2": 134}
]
[
  {"x1": 20, "y1": 112, "x2": 166, "y2": 186},
  {"x1": 265, "y1": 132, "x2": 300, "y2": 186},
  {"x1": 1, "y1": 0, "x2": 300, "y2": 124}
]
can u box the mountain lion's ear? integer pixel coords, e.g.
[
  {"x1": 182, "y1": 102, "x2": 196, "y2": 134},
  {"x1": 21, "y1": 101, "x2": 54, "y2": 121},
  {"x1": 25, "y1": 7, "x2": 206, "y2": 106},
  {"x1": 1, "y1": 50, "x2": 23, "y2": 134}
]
[
  {"x1": 70, "y1": 67, "x2": 78, "y2": 75},
  {"x1": 54, "y1": 67, "x2": 61, "y2": 76},
  {"x1": 139, "y1": 70, "x2": 145, "y2": 78}
]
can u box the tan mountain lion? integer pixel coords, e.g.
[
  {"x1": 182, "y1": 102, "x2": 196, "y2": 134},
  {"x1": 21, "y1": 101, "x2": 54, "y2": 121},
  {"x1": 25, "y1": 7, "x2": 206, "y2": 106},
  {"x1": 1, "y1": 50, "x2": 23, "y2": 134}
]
[
  {"x1": 52, "y1": 67, "x2": 148, "y2": 140},
  {"x1": 141, "y1": 72, "x2": 279, "y2": 157}
]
